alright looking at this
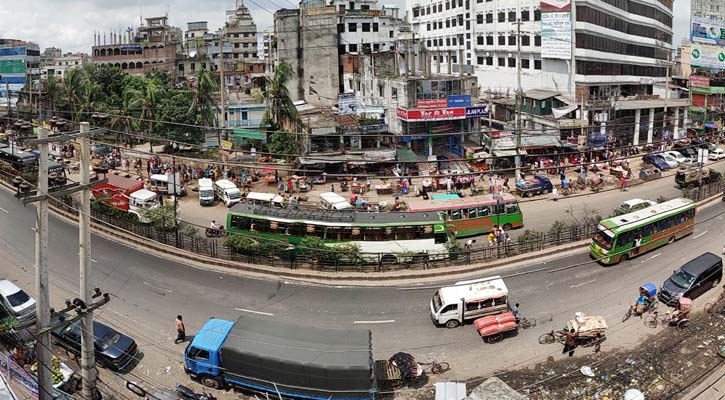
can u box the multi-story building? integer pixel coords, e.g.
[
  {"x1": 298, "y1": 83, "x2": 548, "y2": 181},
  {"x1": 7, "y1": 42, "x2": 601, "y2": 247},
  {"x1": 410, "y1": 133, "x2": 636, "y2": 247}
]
[
  {"x1": 224, "y1": 1, "x2": 258, "y2": 62},
  {"x1": 185, "y1": 21, "x2": 209, "y2": 56},
  {"x1": 261, "y1": 29, "x2": 274, "y2": 62},
  {"x1": 40, "y1": 47, "x2": 62, "y2": 66},
  {"x1": 91, "y1": 16, "x2": 181, "y2": 77},
  {"x1": 408, "y1": 0, "x2": 690, "y2": 145},
  {"x1": 0, "y1": 39, "x2": 40, "y2": 110},
  {"x1": 41, "y1": 53, "x2": 90, "y2": 80},
  {"x1": 692, "y1": 0, "x2": 725, "y2": 21},
  {"x1": 334, "y1": 0, "x2": 405, "y2": 55}
]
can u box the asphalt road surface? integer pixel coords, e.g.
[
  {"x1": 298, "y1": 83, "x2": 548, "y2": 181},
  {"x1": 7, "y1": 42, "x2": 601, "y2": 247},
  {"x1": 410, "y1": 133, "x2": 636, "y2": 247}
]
[{"x1": 0, "y1": 187, "x2": 723, "y2": 398}]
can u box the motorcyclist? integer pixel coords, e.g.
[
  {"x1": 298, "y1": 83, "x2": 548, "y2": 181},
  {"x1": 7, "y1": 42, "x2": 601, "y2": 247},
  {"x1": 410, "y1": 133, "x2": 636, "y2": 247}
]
[{"x1": 210, "y1": 220, "x2": 220, "y2": 231}]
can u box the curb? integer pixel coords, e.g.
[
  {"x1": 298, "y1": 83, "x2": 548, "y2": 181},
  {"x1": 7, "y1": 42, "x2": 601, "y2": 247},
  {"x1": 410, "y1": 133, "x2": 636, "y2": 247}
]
[{"x1": 4, "y1": 179, "x2": 722, "y2": 287}]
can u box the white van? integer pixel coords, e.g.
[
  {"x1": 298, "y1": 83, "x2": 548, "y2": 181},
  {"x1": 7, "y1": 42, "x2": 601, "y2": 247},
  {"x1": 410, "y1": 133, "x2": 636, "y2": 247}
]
[
  {"x1": 214, "y1": 179, "x2": 242, "y2": 207},
  {"x1": 128, "y1": 189, "x2": 161, "y2": 223},
  {"x1": 0, "y1": 279, "x2": 36, "y2": 326},
  {"x1": 246, "y1": 191, "x2": 285, "y2": 208},
  {"x1": 319, "y1": 192, "x2": 352, "y2": 210},
  {"x1": 198, "y1": 178, "x2": 215, "y2": 206},
  {"x1": 149, "y1": 173, "x2": 186, "y2": 196},
  {"x1": 430, "y1": 276, "x2": 509, "y2": 328}
]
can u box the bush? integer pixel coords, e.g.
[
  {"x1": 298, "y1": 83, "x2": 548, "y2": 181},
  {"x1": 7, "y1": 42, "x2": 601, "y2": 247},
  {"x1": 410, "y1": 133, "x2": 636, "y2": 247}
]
[{"x1": 517, "y1": 230, "x2": 540, "y2": 252}]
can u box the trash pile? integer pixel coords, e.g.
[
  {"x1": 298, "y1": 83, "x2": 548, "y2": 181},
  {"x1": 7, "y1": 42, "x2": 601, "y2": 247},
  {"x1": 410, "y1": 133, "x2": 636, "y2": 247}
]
[{"x1": 496, "y1": 305, "x2": 725, "y2": 399}]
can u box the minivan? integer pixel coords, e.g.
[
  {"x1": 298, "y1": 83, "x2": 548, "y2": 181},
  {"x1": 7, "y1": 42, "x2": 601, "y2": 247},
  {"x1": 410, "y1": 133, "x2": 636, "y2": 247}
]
[
  {"x1": 0, "y1": 279, "x2": 37, "y2": 326},
  {"x1": 659, "y1": 252, "x2": 723, "y2": 306}
]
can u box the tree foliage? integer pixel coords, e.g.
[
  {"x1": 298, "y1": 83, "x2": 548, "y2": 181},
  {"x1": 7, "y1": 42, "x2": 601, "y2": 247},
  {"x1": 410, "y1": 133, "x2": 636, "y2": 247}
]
[{"x1": 268, "y1": 131, "x2": 299, "y2": 160}]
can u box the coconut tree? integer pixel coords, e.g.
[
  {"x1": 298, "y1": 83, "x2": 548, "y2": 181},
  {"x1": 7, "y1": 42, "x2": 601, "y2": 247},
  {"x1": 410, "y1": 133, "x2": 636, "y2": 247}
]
[
  {"x1": 258, "y1": 61, "x2": 302, "y2": 131},
  {"x1": 108, "y1": 89, "x2": 139, "y2": 145},
  {"x1": 62, "y1": 68, "x2": 85, "y2": 122},
  {"x1": 44, "y1": 75, "x2": 61, "y2": 118},
  {"x1": 189, "y1": 67, "x2": 219, "y2": 128},
  {"x1": 127, "y1": 79, "x2": 163, "y2": 152}
]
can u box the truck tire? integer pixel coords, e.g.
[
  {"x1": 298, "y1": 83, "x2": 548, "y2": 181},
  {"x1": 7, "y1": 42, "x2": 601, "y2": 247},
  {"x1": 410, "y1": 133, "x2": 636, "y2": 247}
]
[
  {"x1": 445, "y1": 320, "x2": 460, "y2": 329},
  {"x1": 201, "y1": 376, "x2": 221, "y2": 389}
]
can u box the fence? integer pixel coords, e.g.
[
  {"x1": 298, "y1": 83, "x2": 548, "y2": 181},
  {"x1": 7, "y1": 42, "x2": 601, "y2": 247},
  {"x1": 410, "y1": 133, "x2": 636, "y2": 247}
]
[{"x1": 2, "y1": 169, "x2": 721, "y2": 273}]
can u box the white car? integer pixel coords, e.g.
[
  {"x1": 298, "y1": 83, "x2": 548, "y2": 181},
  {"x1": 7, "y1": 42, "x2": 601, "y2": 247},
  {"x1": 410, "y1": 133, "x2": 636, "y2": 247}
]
[
  {"x1": 658, "y1": 152, "x2": 679, "y2": 169},
  {"x1": 618, "y1": 199, "x2": 656, "y2": 213},
  {"x1": 0, "y1": 280, "x2": 36, "y2": 326},
  {"x1": 664, "y1": 151, "x2": 688, "y2": 165},
  {"x1": 708, "y1": 148, "x2": 725, "y2": 160}
]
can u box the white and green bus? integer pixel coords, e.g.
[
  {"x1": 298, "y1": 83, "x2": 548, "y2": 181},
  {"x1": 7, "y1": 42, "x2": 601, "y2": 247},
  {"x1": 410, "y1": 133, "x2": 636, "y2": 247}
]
[{"x1": 590, "y1": 198, "x2": 696, "y2": 265}]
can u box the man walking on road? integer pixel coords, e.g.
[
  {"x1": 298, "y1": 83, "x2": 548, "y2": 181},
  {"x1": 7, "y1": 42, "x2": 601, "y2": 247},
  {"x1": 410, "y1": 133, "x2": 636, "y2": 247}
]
[
  {"x1": 175, "y1": 315, "x2": 186, "y2": 344},
  {"x1": 562, "y1": 328, "x2": 577, "y2": 357}
]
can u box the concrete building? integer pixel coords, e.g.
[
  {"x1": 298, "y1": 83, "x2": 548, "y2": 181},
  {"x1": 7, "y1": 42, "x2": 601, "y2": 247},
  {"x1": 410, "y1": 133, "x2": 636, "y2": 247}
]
[
  {"x1": 224, "y1": 1, "x2": 258, "y2": 62},
  {"x1": 334, "y1": 0, "x2": 406, "y2": 55},
  {"x1": 407, "y1": 0, "x2": 689, "y2": 145},
  {"x1": 40, "y1": 47, "x2": 62, "y2": 65},
  {"x1": 217, "y1": 92, "x2": 267, "y2": 148},
  {"x1": 91, "y1": 16, "x2": 181, "y2": 77},
  {"x1": 185, "y1": 21, "x2": 209, "y2": 56},
  {"x1": 0, "y1": 39, "x2": 40, "y2": 109},
  {"x1": 692, "y1": 0, "x2": 725, "y2": 21},
  {"x1": 40, "y1": 53, "x2": 91, "y2": 80},
  {"x1": 261, "y1": 29, "x2": 274, "y2": 62}
]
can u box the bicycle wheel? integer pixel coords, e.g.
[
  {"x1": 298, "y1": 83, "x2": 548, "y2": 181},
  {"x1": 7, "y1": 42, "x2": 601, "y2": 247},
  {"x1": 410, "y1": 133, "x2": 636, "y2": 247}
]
[
  {"x1": 520, "y1": 318, "x2": 537, "y2": 329},
  {"x1": 538, "y1": 333, "x2": 556, "y2": 345},
  {"x1": 676, "y1": 319, "x2": 690, "y2": 330},
  {"x1": 430, "y1": 361, "x2": 450, "y2": 374},
  {"x1": 644, "y1": 315, "x2": 658, "y2": 328},
  {"x1": 704, "y1": 303, "x2": 715, "y2": 314},
  {"x1": 622, "y1": 307, "x2": 633, "y2": 322}
]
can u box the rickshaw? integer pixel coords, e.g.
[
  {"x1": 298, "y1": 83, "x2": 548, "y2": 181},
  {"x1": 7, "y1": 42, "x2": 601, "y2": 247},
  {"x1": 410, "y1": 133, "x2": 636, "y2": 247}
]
[
  {"x1": 622, "y1": 283, "x2": 658, "y2": 322},
  {"x1": 644, "y1": 296, "x2": 692, "y2": 329},
  {"x1": 538, "y1": 314, "x2": 607, "y2": 348}
]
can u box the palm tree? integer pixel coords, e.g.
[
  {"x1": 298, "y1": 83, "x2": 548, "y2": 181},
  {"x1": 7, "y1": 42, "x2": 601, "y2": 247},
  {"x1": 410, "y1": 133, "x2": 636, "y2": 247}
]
[
  {"x1": 189, "y1": 67, "x2": 218, "y2": 128},
  {"x1": 63, "y1": 68, "x2": 85, "y2": 122},
  {"x1": 45, "y1": 76, "x2": 61, "y2": 118},
  {"x1": 259, "y1": 62, "x2": 302, "y2": 131},
  {"x1": 109, "y1": 89, "x2": 139, "y2": 145},
  {"x1": 127, "y1": 79, "x2": 163, "y2": 152}
]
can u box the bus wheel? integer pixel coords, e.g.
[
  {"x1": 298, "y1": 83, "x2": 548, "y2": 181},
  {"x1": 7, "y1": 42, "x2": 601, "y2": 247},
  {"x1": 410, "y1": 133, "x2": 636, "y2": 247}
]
[
  {"x1": 619, "y1": 253, "x2": 628, "y2": 263},
  {"x1": 445, "y1": 320, "x2": 460, "y2": 329},
  {"x1": 668, "y1": 236, "x2": 675, "y2": 244},
  {"x1": 503, "y1": 223, "x2": 512, "y2": 231}
]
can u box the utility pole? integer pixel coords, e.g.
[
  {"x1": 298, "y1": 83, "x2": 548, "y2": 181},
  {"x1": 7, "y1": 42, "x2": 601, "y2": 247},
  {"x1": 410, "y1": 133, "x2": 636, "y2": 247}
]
[
  {"x1": 35, "y1": 126, "x2": 52, "y2": 400},
  {"x1": 79, "y1": 122, "x2": 97, "y2": 400},
  {"x1": 664, "y1": 52, "x2": 670, "y2": 139},
  {"x1": 514, "y1": 10, "x2": 523, "y2": 182},
  {"x1": 219, "y1": 30, "x2": 227, "y2": 145}
]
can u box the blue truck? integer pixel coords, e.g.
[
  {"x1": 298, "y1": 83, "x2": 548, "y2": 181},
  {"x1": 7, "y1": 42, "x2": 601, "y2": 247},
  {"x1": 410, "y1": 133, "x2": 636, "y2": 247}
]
[
  {"x1": 184, "y1": 317, "x2": 375, "y2": 399},
  {"x1": 515, "y1": 175, "x2": 553, "y2": 197}
]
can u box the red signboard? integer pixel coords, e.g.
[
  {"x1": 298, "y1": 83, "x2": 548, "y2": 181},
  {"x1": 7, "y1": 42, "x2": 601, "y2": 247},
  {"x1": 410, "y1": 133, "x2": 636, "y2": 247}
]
[
  {"x1": 396, "y1": 107, "x2": 466, "y2": 122},
  {"x1": 416, "y1": 99, "x2": 448, "y2": 109},
  {"x1": 690, "y1": 75, "x2": 710, "y2": 88},
  {"x1": 490, "y1": 130, "x2": 501, "y2": 139}
]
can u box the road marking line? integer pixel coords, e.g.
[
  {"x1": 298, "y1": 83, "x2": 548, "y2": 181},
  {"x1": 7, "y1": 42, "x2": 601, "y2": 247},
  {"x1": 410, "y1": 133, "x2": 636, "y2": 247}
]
[
  {"x1": 235, "y1": 308, "x2": 274, "y2": 316},
  {"x1": 0, "y1": 207, "x2": 8, "y2": 213},
  {"x1": 692, "y1": 231, "x2": 708, "y2": 239},
  {"x1": 353, "y1": 320, "x2": 395, "y2": 324},
  {"x1": 569, "y1": 279, "x2": 596, "y2": 288},
  {"x1": 143, "y1": 281, "x2": 173, "y2": 293},
  {"x1": 91, "y1": 259, "x2": 98, "y2": 263},
  {"x1": 646, "y1": 253, "x2": 661, "y2": 260}
]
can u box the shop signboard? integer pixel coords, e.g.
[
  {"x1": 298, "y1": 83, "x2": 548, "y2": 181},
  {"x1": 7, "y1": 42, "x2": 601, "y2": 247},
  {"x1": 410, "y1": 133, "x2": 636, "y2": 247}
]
[
  {"x1": 690, "y1": 43, "x2": 725, "y2": 70},
  {"x1": 691, "y1": 16, "x2": 725, "y2": 47},
  {"x1": 338, "y1": 92, "x2": 363, "y2": 115},
  {"x1": 447, "y1": 95, "x2": 471, "y2": 108},
  {"x1": 416, "y1": 99, "x2": 448, "y2": 109},
  {"x1": 690, "y1": 75, "x2": 711, "y2": 88},
  {"x1": 559, "y1": 118, "x2": 588, "y2": 128},
  {"x1": 465, "y1": 106, "x2": 488, "y2": 118},
  {"x1": 0, "y1": 59, "x2": 26, "y2": 74},
  {"x1": 541, "y1": 0, "x2": 572, "y2": 60},
  {"x1": 396, "y1": 107, "x2": 466, "y2": 122}
]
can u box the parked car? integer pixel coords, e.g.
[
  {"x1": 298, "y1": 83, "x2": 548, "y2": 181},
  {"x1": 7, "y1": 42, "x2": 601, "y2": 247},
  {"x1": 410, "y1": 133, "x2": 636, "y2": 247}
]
[
  {"x1": 658, "y1": 152, "x2": 679, "y2": 168},
  {"x1": 692, "y1": 139, "x2": 717, "y2": 152},
  {"x1": 659, "y1": 252, "x2": 723, "y2": 306},
  {"x1": 618, "y1": 199, "x2": 656, "y2": 213},
  {"x1": 642, "y1": 154, "x2": 670, "y2": 170},
  {"x1": 680, "y1": 158, "x2": 706, "y2": 169},
  {"x1": 708, "y1": 148, "x2": 725, "y2": 160},
  {"x1": 51, "y1": 316, "x2": 138, "y2": 371},
  {"x1": 664, "y1": 151, "x2": 688, "y2": 165},
  {"x1": 673, "y1": 143, "x2": 698, "y2": 159},
  {"x1": 0, "y1": 279, "x2": 36, "y2": 326}
]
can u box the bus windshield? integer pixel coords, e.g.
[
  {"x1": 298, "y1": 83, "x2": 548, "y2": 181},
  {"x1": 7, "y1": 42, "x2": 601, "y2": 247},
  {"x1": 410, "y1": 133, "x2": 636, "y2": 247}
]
[{"x1": 592, "y1": 227, "x2": 614, "y2": 250}]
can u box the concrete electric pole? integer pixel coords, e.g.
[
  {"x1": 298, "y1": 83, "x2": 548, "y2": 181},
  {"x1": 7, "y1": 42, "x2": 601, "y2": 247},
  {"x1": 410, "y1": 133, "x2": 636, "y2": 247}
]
[
  {"x1": 79, "y1": 122, "x2": 97, "y2": 400},
  {"x1": 35, "y1": 126, "x2": 53, "y2": 400},
  {"x1": 514, "y1": 11, "x2": 523, "y2": 182},
  {"x1": 219, "y1": 31, "x2": 227, "y2": 145}
]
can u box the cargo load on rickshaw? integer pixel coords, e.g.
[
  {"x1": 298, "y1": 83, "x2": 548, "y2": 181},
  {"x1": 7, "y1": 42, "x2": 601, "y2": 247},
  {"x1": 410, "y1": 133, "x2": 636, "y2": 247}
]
[{"x1": 565, "y1": 313, "x2": 608, "y2": 337}]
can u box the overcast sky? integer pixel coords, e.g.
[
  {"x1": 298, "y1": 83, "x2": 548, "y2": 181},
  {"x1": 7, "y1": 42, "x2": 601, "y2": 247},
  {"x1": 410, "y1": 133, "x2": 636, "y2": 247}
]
[{"x1": 1, "y1": 0, "x2": 690, "y2": 54}]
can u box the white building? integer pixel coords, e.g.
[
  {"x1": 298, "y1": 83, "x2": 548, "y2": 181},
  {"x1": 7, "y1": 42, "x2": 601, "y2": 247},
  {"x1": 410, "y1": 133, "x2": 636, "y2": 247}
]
[
  {"x1": 692, "y1": 0, "x2": 725, "y2": 21},
  {"x1": 334, "y1": 0, "x2": 406, "y2": 54},
  {"x1": 41, "y1": 53, "x2": 90, "y2": 80},
  {"x1": 185, "y1": 21, "x2": 209, "y2": 56}
]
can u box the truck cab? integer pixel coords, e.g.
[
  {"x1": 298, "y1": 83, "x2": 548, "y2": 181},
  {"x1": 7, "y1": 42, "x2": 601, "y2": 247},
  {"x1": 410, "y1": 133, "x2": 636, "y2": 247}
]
[
  {"x1": 184, "y1": 318, "x2": 234, "y2": 389},
  {"x1": 128, "y1": 189, "x2": 160, "y2": 223},
  {"x1": 430, "y1": 276, "x2": 510, "y2": 328}
]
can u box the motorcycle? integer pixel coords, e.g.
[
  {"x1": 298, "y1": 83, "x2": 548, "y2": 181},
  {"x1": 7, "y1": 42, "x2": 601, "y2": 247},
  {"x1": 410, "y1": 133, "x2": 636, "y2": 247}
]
[
  {"x1": 205, "y1": 227, "x2": 227, "y2": 238},
  {"x1": 175, "y1": 384, "x2": 217, "y2": 400}
]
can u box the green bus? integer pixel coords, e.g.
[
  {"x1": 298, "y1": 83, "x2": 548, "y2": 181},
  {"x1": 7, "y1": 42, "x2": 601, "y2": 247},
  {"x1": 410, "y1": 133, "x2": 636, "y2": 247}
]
[
  {"x1": 407, "y1": 193, "x2": 523, "y2": 237},
  {"x1": 590, "y1": 198, "x2": 696, "y2": 265},
  {"x1": 226, "y1": 204, "x2": 455, "y2": 262}
]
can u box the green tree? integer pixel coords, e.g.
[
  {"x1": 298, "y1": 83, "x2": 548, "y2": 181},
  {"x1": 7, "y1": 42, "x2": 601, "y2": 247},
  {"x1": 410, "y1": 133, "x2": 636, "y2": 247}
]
[
  {"x1": 258, "y1": 62, "x2": 301, "y2": 131},
  {"x1": 128, "y1": 78, "x2": 164, "y2": 151},
  {"x1": 62, "y1": 68, "x2": 85, "y2": 122},
  {"x1": 108, "y1": 89, "x2": 140, "y2": 145},
  {"x1": 189, "y1": 68, "x2": 219, "y2": 128},
  {"x1": 45, "y1": 75, "x2": 61, "y2": 117},
  {"x1": 158, "y1": 92, "x2": 202, "y2": 143},
  {"x1": 268, "y1": 131, "x2": 299, "y2": 160}
]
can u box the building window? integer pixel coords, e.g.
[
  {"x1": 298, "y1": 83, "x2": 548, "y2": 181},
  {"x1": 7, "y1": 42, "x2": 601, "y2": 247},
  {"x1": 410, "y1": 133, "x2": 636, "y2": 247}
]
[
  {"x1": 427, "y1": 22, "x2": 431, "y2": 31},
  {"x1": 477, "y1": 36, "x2": 484, "y2": 45},
  {"x1": 349, "y1": 44, "x2": 358, "y2": 52},
  {"x1": 373, "y1": 43, "x2": 380, "y2": 52},
  {"x1": 477, "y1": 14, "x2": 483, "y2": 24},
  {"x1": 191, "y1": 63, "x2": 196, "y2": 71},
  {"x1": 362, "y1": 23, "x2": 370, "y2": 32},
  {"x1": 486, "y1": 56, "x2": 493, "y2": 65},
  {"x1": 486, "y1": 13, "x2": 493, "y2": 23},
  {"x1": 361, "y1": 4, "x2": 369, "y2": 10},
  {"x1": 508, "y1": 57, "x2": 516, "y2": 67},
  {"x1": 234, "y1": 43, "x2": 240, "y2": 48},
  {"x1": 452, "y1": 37, "x2": 457, "y2": 45},
  {"x1": 498, "y1": 12, "x2": 505, "y2": 22},
  {"x1": 521, "y1": 10, "x2": 530, "y2": 21},
  {"x1": 446, "y1": 1, "x2": 450, "y2": 10},
  {"x1": 373, "y1": 23, "x2": 379, "y2": 32},
  {"x1": 427, "y1": 39, "x2": 432, "y2": 47},
  {"x1": 522, "y1": 36, "x2": 530, "y2": 46},
  {"x1": 498, "y1": 57, "x2": 505, "y2": 66},
  {"x1": 426, "y1": 6, "x2": 431, "y2": 14},
  {"x1": 446, "y1": 37, "x2": 451, "y2": 46},
  {"x1": 338, "y1": 23, "x2": 345, "y2": 33},
  {"x1": 446, "y1": 19, "x2": 450, "y2": 28},
  {"x1": 390, "y1": 30, "x2": 394, "y2": 38},
  {"x1": 486, "y1": 36, "x2": 493, "y2": 45},
  {"x1": 498, "y1": 36, "x2": 505, "y2": 45},
  {"x1": 477, "y1": 56, "x2": 484, "y2": 64},
  {"x1": 521, "y1": 59, "x2": 530, "y2": 69},
  {"x1": 438, "y1": 4, "x2": 442, "y2": 12},
  {"x1": 452, "y1": 18, "x2": 457, "y2": 27},
  {"x1": 534, "y1": 59, "x2": 541, "y2": 69},
  {"x1": 534, "y1": 9, "x2": 541, "y2": 21},
  {"x1": 348, "y1": 23, "x2": 357, "y2": 32},
  {"x1": 508, "y1": 11, "x2": 516, "y2": 21},
  {"x1": 378, "y1": 84, "x2": 384, "y2": 97},
  {"x1": 508, "y1": 35, "x2": 516, "y2": 45},
  {"x1": 392, "y1": 88, "x2": 398, "y2": 100},
  {"x1": 451, "y1": 55, "x2": 457, "y2": 63},
  {"x1": 535, "y1": 35, "x2": 541, "y2": 46}
]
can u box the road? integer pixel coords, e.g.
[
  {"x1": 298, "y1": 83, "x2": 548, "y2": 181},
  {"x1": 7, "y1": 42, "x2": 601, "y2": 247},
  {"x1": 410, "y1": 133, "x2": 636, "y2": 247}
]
[{"x1": 0, "y1": 188, "x2": 724, "y2": 398}]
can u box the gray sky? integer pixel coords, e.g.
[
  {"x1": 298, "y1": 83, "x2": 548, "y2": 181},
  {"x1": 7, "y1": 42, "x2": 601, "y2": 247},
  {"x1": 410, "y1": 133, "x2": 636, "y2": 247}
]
[{"x1": 1, "y1": 0, "x2": 689, "y2": 54}]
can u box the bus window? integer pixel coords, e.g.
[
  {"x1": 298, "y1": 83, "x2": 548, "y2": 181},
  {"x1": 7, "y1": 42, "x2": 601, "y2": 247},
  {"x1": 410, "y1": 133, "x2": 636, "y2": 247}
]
[
  {"x1": 289, "y1": 223, "x2": 305, "y2": 236},
  {"x1": 434, "y1": 232, "x2": 447, "y2": 244},
  {"x1": 593, "y1": 227, "x2": 614, "y2": 250},
  {"x1": 255, "y1": 220, "x2": 270, "y2": 233},
  {"x1": 505, "y1": 204, "x2": 519, "y2": 214},
  {"x1": 340, "y1": 228, "x2": 352, "y2": 240},
  {"x1": 478, "y1": 206, "x2": 490, "y2": 216},
  {"x1": 230, "y1": 215, "x2": 251, "y2": 230},
  {"x1": 468, "y1": 208, "x2": 477, "y2": 218},
  {"x1": 326, "y1": 227, "x2": 342, "y2": 241},
  {"x1": 396, "y1": 227, "x2": 414, "y2": 240},
  {"x1": 450, "y1": 209, "x2": 462, "y2": 220}
]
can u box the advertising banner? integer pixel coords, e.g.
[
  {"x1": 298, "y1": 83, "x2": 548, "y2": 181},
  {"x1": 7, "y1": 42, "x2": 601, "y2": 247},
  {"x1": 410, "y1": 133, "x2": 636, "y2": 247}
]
[
  {"x1": 396, "y1": 107, "x2": 466, "y2": 121},
  {"x1": 416, "y1": 99, "x2": 448, "y2": 109},
  {"x1": 691, "y1": 16, "x2": 725, "y2": 47},
  {"x1": 0, "y1": 59, "x2": 26, "y2": 74},
  {"x1": 541, "y1": 1, "x2": 571, "y2": 60},
  {"x1": 690, "y1": 43, "x2": 725, "y2": 70},
  {"x1": 690, "y1": 75, "x2": 711, "y2": 88},
  {"x1": 465, "y1": 106, "x2": 489, "y2": 118},
  {"x1": 338, "y1": 92, "x2": 363, "y2": 115},
  {"x1": 447, "y1": 95, "x2": 472, "y2": 108}
]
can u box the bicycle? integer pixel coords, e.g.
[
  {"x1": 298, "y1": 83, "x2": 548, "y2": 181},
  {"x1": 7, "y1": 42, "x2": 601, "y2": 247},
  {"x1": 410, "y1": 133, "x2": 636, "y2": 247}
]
[
  {"x1": 643, "y1": 311, "x2": 689, "y2": 329},
  {"x1": 538, "y1": 330, "x2": 566, "y2": 345},
  {"x1": 418, "y1": 360, "x2": 450, "y2": 375},
  {"x1": 622, "y1": 301, "x2": 658, "y2": 322},
  {"x1": 518, "y1": 316, "x2": 537, "y2": 329}
]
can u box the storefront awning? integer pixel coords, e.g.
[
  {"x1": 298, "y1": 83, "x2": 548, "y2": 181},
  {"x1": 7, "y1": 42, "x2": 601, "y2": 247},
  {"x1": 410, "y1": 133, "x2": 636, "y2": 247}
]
[
  {"x1": 396, "y1": 147, "x2": 419, "y2": 162},
  {"x1": 233, "y1": 128, "x2": 266, "y2": 141},
  {"x1": 492, "y1": 149, "x2": 527, "y2": 157},
  {"x1": 552, "y1": 104, "x2": 578, "y2": 119}
]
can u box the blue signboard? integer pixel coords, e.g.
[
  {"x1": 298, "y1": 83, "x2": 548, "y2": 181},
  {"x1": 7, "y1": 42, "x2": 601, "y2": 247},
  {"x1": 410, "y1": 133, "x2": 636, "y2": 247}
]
[
  {"x1": 465, "y1": 106, "x2": 488, "y2": 118},
  {"x1": 0, "y1": 47, "x2": 26, "y2": 57},
  {"x1": 447, "y1": 95, "x2": 471, "y2": 108}
]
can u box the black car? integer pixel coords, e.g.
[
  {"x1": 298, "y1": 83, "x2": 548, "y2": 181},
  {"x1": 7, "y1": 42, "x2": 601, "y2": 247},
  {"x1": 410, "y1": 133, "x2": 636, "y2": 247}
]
[
  {"x1": 659, "y1": 252, "x2": 723, "y2": 306},
  {"x1": 51, "y1": 316, "x2": 138, "y2": 371}
]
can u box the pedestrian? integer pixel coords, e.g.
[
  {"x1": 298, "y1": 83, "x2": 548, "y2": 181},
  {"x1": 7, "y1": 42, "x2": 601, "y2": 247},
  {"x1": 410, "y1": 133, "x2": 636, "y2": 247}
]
[
  {"x1": 498, "y1": 225, "x2": 505, "y2": 243},
  {"x1": 552, "y1": 186, "x2": 559, "y2": 201},
  {"x1": 511, "y1": 303, "x2": 519, "y2": 319},
  {"x1": 562, "y1": 328, "x2": 577, "y2": 357},
  {"x1": 331, "y1": 183, "x2": 335, "y2": 193},
  {"x1": 593, "y1": 332, "x2": 603, "y2": 354},
  {"x1": 366, "y1": 176, "x2": 372, "y2": 192},
  {"x1": 174, "y1": 315, "x2": 186, "y2": 344}
]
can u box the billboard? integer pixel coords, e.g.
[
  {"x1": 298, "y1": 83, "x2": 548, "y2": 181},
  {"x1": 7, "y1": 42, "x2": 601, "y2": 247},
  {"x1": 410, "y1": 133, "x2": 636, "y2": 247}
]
[
  {"x1": 541, "y1": 0, "x2": 572, "y2": 60},
  {"x1": 396, "y1": 107, "x2": 466, "y2": 122},
  {"x1": 416, "y1": 99, "x2": 448, "y2": 109},
  {"x1": 690, "y1": 43, "x2": 725, "y2": 70},
  {"x1": 0, "y1": 59, "x2": 26, "y2": 74},
  {"x1": 691, "y1": 16, "x2": 725, "y2": 47},
  {"x1": 338, "y1": 93, "x2": 363, "y2": 115},
  {"x1": 465, "y1": 106, "x2": 489, "y2": 118},
  {"x1": 690, "y1": 75, "x2": 711, "y2": 88},
  {"x1": 447, "y1": 95, "x2": 471, "y2": 108}
]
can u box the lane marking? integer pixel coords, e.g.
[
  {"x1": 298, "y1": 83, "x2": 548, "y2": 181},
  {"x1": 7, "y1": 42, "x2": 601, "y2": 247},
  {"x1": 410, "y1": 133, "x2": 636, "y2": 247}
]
[
  {"x1": 0, "y1": 207, "x2": 8, "y2": 213},
  {"x1": 692, "y1": 231, "x2": 708, "y2": 240},
  {"x1": 398, "y1": 266, "x2": 551, "y2": 291},
  {"x1": 569, "y1": 279, "x2": 596, "y2": 288},
  {"x1": 142, "y1": 281, "x2": 173, "y2": 293},
  {"x1": 353, "y1": 320, "x2": 395, "y2": 324},
  {"x1": 91, "y1": 259, "x2": 98, "y2": 263},
  {"x1": 646, "y1": 253, "x2": 661, "y2": 260},
  {"x1": 235, "y1": 308, "x2": 274, "y2": 316}
]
